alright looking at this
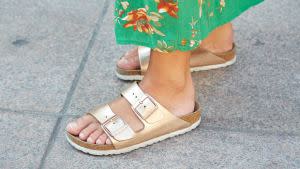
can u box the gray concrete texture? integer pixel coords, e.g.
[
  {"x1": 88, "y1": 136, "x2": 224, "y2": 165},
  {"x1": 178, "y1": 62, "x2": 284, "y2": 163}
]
[{"x1": 0, "y1": 0, "x2": 299, "y2": 168}]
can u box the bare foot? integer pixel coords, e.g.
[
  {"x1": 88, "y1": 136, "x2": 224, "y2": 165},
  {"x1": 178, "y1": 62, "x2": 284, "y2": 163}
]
[{"x1": 66, "y1": 70, "x2": 195, "y2": 145}]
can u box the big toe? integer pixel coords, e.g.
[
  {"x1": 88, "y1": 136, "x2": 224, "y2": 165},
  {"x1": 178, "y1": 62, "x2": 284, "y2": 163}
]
[
  {"x1": 117, "y1": 57, "x2": 139, "y2": 70},
  {"x1": 117, "y1": 48, "x2": 140, "y2": 70},
  {"x1": 66, "y1": 121, "x2": 78, "y2": 135},
  {"x1": 66, "y1": 115, "x2": 97, "y2": 135}
]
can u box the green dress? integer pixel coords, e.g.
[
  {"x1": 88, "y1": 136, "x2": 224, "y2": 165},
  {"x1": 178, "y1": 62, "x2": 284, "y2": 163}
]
[{"x1": 114, "y1": 0, "x2": 263, "y2": 53}]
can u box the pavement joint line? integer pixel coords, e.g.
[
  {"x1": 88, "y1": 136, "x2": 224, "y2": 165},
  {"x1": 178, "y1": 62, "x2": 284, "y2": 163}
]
[
  {"x1": 58, "y1": 11, "x2": 106, "y2": 115},
  {"x1": 0, "y1": 107, "x2": 57, "y2": 116},
  {"x1": 38, "y1": 1, "x2": 110, "y2": 168},
  {"x1": 0, "y1": 107, "x2": 81, "y2": 118},
  {"x1": 38, "y1": 117, "x2": 62, "y2": 169}
]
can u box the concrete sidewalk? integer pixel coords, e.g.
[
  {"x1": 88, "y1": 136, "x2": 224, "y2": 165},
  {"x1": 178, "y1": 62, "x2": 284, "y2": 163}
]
[{"x1": 0, "y1": 0, "x2": 299, "y2": 168}]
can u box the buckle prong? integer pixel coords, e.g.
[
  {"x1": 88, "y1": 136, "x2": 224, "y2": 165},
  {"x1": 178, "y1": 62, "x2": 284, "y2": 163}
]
[
  {"x1": 132, "y1": 95, "x2": 158, "y2": 120},
  {"x1": 102, "y1": 115, "x2": 119, "y2": 137}
]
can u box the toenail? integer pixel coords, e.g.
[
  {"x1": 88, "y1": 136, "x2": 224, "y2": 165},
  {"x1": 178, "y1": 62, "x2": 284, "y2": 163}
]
[
  {"x1": 79, "y1": 133, "x2": 85, "y2": 138},
  {"x1": 67, "y1": 122, "x2": 77, "y2": 130},
  {"x1": 96, "y1": 139, "x2": 102, "y2": 144},
  {"x1": 87, "y1": 137, "x2": 93, "y2": 143},
  {"x1": 121, "y1": 58, "x2": 128, "y2": 64}
]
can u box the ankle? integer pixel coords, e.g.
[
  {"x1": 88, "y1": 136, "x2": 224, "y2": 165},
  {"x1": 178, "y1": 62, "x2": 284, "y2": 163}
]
[
  {"x1": 140, "y1": 73, "x2": 195, "y2": 116},
  {"x1": 138, "y1": 50, "x2": 195, "y2": 115},
  {"x1": 141, "y1": 72, "x2": 189, "y2": 93},
  {"x1": 200, "y1": 23, "x2": 234, "y2": 53},
  {"x1": 201, "y1": 41, "x2": 233, "y2": 53}
]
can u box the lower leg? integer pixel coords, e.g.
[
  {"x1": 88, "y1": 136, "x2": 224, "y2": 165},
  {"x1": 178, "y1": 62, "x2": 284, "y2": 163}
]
[
  {"x1": 117, "y1": 23, "x2": 234, "y2": 69},
  {"x1": 140, "y1": 50, "x2": 195, "y2": 116},
  {"x1": 199, "y1": 23, "x2": 234, "y2": 53}
]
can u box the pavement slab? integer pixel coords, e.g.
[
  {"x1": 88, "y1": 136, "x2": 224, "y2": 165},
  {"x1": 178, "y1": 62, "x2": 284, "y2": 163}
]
[
  {"x1": 0, "y1": 0, "x2": 104, "y2": 113},
  {"x1": 43, "y1": 117, "x2": 300, "y2": 169},
  {"x1": 0, "y1": 111, "x2": 57, "y2": 169},
  {"x1": 0, "y1": 0, "x2": 299, "y2": 168}
]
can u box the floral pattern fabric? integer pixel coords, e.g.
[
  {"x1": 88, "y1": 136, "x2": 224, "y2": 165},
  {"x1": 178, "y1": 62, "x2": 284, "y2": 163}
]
[{"x1": 114, "y1": 0, "x2": 263, "y2": 52}]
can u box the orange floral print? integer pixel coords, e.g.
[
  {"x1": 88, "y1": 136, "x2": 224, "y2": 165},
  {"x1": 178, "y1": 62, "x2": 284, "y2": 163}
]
[
  {"x1": 115, "y1": 0, "x2": 263, "y2": 52},
  {"x1": 122, "y1": 7, "x2": 165, "y2": 36},
  {"x1": 123, "y1": 8, "x2": 153, "y2": 33},
  {"x1": 155, "y1": 0, "x2": 179, "y2": 18}
]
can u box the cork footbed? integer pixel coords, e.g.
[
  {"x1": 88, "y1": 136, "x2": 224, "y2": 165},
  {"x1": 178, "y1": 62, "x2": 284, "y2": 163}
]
[
  {"x1": 116, "y1": 44, "x2": 236, "y2": 77},
  {"x1": 116, "y1": 66, "x2": 141, "y2": 76},
  {"x1": 66, "y1": 102, "x2": 201, "y2": 151}
]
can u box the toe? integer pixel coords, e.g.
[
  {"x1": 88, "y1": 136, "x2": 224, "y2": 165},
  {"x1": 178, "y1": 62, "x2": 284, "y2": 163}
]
[
  {"x1": 79, "y1": 122, "x2": 100, "y2": 141},
  {"x1": 117, "y1": 57, "x2": 130, "y2": 69},
  {"x1": 87, "y1": 129, "x2": 103, "y2": 144},
  {"x1": 96, "y1": 133, "x2": 109, "y2": 145},
  {"x1": 105, "y1": 137, "x2": 112, "y2": 144},
  {"x1": 66, "y1": 121, "x2": 78, "y2": 135},
  {"x1": 117, "y1": 48, "x2": 139, "y2": 70},
  {"x1": 66, "y1": 115, "x2": 97, "y2": 135}
]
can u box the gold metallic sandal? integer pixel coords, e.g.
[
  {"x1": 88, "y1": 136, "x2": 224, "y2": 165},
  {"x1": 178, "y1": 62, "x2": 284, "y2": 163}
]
[
  {"x1": 116, "y1": 44, "x2": 236, "y2": 81},
  {"x1": 66, "y1": 82, "x2": 201, "y2": 155}
]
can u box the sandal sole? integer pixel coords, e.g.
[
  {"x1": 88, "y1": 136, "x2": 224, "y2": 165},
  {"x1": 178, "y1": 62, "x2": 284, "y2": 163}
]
[
  {"x1": 116, "y1": 55, "x2": 236, "y2": 81},
  {"x1": 66, "y1": 117, "x2": 201, "y2": 155}
]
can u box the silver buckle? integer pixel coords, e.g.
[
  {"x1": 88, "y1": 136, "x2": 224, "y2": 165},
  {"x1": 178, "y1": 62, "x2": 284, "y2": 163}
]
[
  {"x1": 132, "y1": 95, "x2": 158, "y2": 120},
  {"x1": 102, "y1": 116, "x2": 121, "y2": 137}
]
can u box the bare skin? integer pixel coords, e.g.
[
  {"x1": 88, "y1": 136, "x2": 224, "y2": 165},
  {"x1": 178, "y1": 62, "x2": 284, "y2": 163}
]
[
  {"x1": 117, "y1": 23, "x2": 234, "y2": 70},
  {"x1": 66, "y1": 50, "x2": 194, "y2": 145}
]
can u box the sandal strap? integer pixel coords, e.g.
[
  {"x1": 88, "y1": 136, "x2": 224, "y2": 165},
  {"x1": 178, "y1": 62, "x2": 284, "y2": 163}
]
[
  {"x1": 121, "y1": 82, "x2": 159, "y2": 122},
  {"x1": 87, "y1": 82, "x2": 192, "y2": 149},
  {"x1": 190, "y1": 43, "x2": 236, "y2": 66},
  {"x1": 115, "y1": 83, "x2": 191, "y2": 149},
  {"x1": 138, "y1": 43, "x2": 235, "y2": 73},
  {"x1": 88, "y1": 105, "x2": 135, "y2": 141},
  {"x1": 88, "y1": 105, "x2": 115, "y2": 124},
  {"x1": 138, "y1": 46, "x2": 151, "y2": 74}
]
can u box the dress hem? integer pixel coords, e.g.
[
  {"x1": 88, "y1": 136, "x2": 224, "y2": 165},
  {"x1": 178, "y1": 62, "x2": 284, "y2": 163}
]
[{"x1": 115, "y1": 0, "x2": 263, "y2": 52}]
